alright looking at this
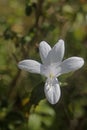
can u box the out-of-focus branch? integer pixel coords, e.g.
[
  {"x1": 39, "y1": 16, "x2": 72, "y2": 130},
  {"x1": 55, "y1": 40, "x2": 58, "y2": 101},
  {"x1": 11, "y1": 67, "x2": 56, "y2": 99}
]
[
  {"x1": 8, "y1": 69, "x2": 21, "y2": 100},
  {"x1": 35, "y1": 0, "x2": 44, "y2": 28},
  {"x1": 8, "y1": 0, "x2": 45, "y2": 102}
]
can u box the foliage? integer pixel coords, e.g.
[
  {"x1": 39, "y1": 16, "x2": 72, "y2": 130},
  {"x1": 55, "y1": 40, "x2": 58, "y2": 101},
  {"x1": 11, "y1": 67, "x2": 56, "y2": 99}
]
[{"x1": 0, "y1": 0, "x2": 87, "y2": 130}]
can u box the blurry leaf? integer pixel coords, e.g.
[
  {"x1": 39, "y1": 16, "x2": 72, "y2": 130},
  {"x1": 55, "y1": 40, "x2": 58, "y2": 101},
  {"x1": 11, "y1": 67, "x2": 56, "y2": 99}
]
[
  {"x1": 3, "y1": 28, "x2": 16, "y2": 40},
  {"x1": 28, "y1": 100, "x2": 55, "y2": 130},
  {"x1": 69, "y1": 98, "x2": 85, "y2": 119},
  {"x1": 35, "y1": 100, "x2": 55, "y2": 116},
  {"x1": 74, "y1": 27, "x2": 85, "y2": 41},
  {"x1": 11, "y1": 23, "x2": 24, "y2": 37},
  {"x1": 22, "y1": 98, "x2": 30, "y2": 106},
  {"x1": 62, "y1": 4, "x2": 74, "y2": 14},
  {"x1": 0, "y1": 108, "x2": 7, "y2": 120},
  {"x1": 28, "y1": 113, "x2": 42, "y2": 130},
  {"x1": 29, "y1": 81, "x2": 45, "y2": 106},
  {"x1": 82, "y1": 4, "x2": 87, "y2": 12},
  {"x1": 6, "y1": 111, "x2": 24, "y2": 126},
  {"x1": 25, "y1": 5, "x2": 32, "y2": 16}
]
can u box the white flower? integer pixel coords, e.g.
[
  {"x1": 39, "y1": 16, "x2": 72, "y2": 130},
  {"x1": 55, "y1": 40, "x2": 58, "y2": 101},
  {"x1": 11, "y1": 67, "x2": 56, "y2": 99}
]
[{"x1": 18, "y1": 39, "x2": 84, "y2": 104}]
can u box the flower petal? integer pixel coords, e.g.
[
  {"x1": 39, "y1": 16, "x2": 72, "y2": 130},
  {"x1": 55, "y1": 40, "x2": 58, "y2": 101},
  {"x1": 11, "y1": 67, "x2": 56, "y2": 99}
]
[
  {"x1": 18, "y1": 60, "x2": 41, "y2": 74},
  {"x1": 44, "y1": 78, "x2": 61, "y2": 104},
  {"x1": 39, "y1": 41, "x2": 51, "y2": 64},
  {"x1": 45, "y1": 39, "x2": 65, "y2": 64},
  {"x1": 59, "y1": 57, "x2": 84, "y2": 75}
]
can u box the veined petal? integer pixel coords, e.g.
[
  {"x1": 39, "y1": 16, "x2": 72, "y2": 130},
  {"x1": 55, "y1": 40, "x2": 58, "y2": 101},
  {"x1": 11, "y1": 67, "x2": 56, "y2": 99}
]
[
  {"x1": 44, "y1": 78, "x2": 61, "y2": 104},
  {"x1": 18, "y1": 60, "x2": 41, "y2": 74},
  {"x1": 39, "y1": 41, "x2": 51, "y2": 64},
  {"x1": 59, "y1": 57, "x2": 84, "y2": 75},
  {"x1": 45, "y1": 39, "x2": 65, "y2": 65}
]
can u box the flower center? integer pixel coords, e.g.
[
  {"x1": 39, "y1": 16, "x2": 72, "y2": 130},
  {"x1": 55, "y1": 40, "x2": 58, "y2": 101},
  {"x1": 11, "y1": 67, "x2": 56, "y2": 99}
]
[{"x1": 49, "y1": 73, "x2": 54, "y2": 79}]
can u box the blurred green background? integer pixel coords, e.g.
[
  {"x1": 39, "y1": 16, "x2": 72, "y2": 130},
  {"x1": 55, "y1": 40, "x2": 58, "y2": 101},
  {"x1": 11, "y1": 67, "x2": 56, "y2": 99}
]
[{"x1": 0, "y1": 0, "x2": 87, "y2": 130}]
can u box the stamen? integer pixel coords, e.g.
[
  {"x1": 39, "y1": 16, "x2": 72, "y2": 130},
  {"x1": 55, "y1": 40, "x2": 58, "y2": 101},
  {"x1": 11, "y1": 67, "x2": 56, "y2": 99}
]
[{"x1": 49, "y1": 73, "x2": 54, "y2": 79}]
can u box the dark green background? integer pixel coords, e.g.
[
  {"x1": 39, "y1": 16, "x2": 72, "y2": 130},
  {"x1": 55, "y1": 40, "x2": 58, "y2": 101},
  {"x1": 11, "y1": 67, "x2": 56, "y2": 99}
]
[{"x1": 0, "y1": 0, "x2": 87, "y2": 130}]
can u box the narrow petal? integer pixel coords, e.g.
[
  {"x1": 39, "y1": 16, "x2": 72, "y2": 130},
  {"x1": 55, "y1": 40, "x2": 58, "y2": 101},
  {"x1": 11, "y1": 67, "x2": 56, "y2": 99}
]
[
  {"x1": 45, "y1": 39, "x2": 65, "y2": 65},
  {"x1": 59, "y1": 57, "x2": 84, "y2": 75},
  {"x1": 44, "y1": 78, "x2": 61, "y2": 104},
  {"x1": 18, "y1": 60, "x2": 41, "y2": 74},
  {"x1": 39, "y1": 41, "x2": 51, "y2": 64}
]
